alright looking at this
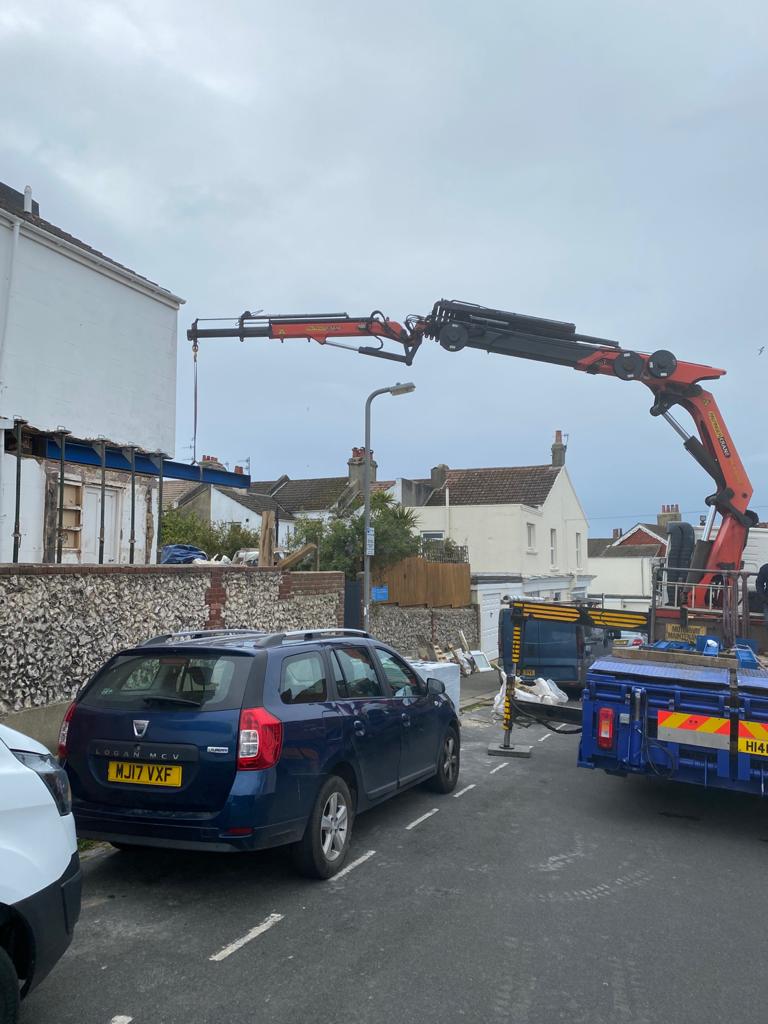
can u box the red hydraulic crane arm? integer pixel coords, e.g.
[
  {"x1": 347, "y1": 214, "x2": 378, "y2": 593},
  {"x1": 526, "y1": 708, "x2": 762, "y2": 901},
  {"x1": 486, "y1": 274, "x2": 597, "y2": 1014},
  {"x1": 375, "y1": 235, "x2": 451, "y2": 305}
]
[{"x1": 187, "y1": 299, "x2": 756, "y2": 600}]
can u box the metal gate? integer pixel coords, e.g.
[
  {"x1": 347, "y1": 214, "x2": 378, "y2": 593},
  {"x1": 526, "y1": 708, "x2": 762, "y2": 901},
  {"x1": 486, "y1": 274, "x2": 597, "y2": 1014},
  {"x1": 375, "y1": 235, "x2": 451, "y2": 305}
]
[{"x1": 344, "y1": 579, "x2": 362, "y2": 630}]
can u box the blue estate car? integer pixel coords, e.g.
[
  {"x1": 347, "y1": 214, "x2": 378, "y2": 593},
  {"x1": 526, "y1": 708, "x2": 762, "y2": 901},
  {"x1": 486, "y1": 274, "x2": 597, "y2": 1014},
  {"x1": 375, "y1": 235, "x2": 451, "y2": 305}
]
[{"x1": 59, "y1": 628, "x2": 460, "y2": 878}]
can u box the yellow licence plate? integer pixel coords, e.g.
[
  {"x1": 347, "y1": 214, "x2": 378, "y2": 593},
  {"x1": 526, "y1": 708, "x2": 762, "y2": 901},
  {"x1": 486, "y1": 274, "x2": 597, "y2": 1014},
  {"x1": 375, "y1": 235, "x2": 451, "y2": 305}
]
[{"x1": 107, "y1": 761, "x2": 183, "y2": 787}]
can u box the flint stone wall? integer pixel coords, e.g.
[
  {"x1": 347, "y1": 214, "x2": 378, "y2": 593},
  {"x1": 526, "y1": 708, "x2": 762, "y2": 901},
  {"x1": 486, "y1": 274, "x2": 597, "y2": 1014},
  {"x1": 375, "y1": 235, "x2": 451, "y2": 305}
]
[
  {"x1": 369, "y1": 605, "x2": 479, "y2": 656},
  {"x1": 0, "y1": 565, "x2": 344, "y2": 715}
]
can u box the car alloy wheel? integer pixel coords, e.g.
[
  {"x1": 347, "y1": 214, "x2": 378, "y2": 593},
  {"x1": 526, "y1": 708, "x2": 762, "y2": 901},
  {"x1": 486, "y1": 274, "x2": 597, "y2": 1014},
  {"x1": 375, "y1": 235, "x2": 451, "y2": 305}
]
[
  {"x1": 442, "y1": 733, "x2": 458, "y2": 785},
  {"x1": 320, "y1": 789, "x2": 349, "y2": 863}
]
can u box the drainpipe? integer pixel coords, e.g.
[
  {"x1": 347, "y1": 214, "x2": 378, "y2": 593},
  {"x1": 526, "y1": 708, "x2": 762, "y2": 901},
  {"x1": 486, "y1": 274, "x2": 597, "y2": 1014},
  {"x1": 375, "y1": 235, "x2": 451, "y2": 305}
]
[
  {"x1": 12, "y1": 418, "x2": 25, "y2": 562},
  {"x1": 444, "y1": 486, "x2": 450, "y2": 541}
]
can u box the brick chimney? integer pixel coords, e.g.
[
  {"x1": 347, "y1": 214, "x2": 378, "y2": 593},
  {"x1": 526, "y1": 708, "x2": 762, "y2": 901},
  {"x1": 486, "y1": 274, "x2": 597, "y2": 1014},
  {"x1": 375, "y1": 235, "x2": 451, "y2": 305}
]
[
  {"x1": 200, "y1": 454, "x2": 226, "y2": 470},
  {"x1": 348, "y1": 447, "x2": 376, "y2": 492},
  {"x1": 551, "y1": 429, "x2": 567, "y2": 467},
  {"x1": 234, "y1": 466, "x2": 244, "y2": 475},
  {"x1": 657, "y1": 503, "x2": 682, "y2": 531},
  {"x1": 430, "y1": 464, "x2": 448, "y2": 489}
]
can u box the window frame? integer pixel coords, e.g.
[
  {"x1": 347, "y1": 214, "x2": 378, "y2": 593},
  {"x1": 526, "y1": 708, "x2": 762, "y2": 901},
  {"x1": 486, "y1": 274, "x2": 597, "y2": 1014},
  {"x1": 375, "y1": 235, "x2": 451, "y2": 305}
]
[
  {"x1": 278, "y1": 650, "x2": 329, "y2": 705},
  {"x1": 575, "y1": 531, "x2": 582, "y2": 569},
  {"x1": 373, "y1": 646, "x2": 427, "y2": 698},
  {"x1": 526, "y1": 522, "x2": 536, "y2": 552},
  {"x1": 329, "y1": 644, "x2": 386, "y2": 701},
  {"x1": 550, "y1": 528, "x2": 558, "y2": 567}
]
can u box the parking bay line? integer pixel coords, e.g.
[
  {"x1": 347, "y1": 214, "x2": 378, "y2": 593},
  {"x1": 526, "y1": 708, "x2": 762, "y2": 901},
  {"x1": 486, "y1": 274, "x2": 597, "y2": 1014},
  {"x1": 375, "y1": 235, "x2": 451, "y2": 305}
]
[
  {"x1": 538, "y1": 733, "x2": 552, "y2": 742},
  {"x1": 332, "y1": 849, "x2": 377, "y2": 880},
  {"x1": 209, "y1": 912, "x2": 284, "y2": 962},
  {"x1": 453, "y1": 784, "x2": 476, "y2": 799},
  {"x1": 489, "y1": 762, "x2": 510, "y2": 774},
  {"x1": 405, "y1": 808, "x2": 439, "y2": 830},
  {"x1": 109, "y1": 1017, "x2": 133, "y2": 1024}
]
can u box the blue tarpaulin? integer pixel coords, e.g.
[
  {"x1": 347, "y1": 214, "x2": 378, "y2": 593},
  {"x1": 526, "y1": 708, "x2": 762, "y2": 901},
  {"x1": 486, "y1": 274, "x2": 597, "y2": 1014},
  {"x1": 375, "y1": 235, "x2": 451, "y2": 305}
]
[{"x1": 160, "y1": 544, "x2": 207, "y2": 564}]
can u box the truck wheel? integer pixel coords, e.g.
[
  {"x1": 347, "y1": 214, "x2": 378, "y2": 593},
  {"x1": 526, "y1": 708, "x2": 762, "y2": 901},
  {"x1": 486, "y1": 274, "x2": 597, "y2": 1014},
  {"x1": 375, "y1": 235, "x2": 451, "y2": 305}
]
[
  {"x1": 426, "y1": 726, "x2": 460, "y2": 793},
  {"x1": 293, "y1": 776, "x2": 354, "y2": 880},
  {"x1": 0, "y1": 947, "x2": 20, "y2": 1024}
]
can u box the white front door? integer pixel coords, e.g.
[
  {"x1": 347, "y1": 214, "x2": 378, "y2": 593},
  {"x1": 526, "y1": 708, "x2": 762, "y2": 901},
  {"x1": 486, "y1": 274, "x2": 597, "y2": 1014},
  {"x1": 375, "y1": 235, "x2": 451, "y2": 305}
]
[{"x1": 82, "y1": 486, "x2": 120, "y2": 564}]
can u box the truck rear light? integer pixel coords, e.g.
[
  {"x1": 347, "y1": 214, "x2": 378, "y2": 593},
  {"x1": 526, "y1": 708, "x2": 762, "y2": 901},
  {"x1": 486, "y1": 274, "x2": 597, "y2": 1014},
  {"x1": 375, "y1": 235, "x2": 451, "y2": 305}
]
[
  {"x1": 57, "y1": 701, "x2": 77, "y2": 761},
  {"x1": 597, "y1": 707, "x2": 615, "y2": 749},
  {"x1": 237, "y1": 707, "x2": 283, "y2": 770}
]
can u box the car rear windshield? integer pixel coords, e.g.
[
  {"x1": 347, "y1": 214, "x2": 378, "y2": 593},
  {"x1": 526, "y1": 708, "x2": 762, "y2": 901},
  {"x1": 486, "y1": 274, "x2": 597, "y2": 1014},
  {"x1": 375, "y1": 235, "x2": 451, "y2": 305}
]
[{"x1": 80, "y1": 653, "x2": 253, "y2": 711}]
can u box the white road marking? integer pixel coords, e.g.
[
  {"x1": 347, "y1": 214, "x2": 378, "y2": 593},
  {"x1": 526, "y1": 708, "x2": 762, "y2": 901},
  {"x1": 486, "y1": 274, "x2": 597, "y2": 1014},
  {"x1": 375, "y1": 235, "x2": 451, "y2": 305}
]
[
  {"x1": 538, "y1": 733, "x2": 552, "y2": 742},
  {"x1": 332, "y1": 849, "x2": 377, "y2": 880},
  {"x1": 489, "y1": 762, "x2": 510, "y2": 774},
  {"x1": 453, "y1": 784, "x2": 476, "y2": 798},
  {"x1": 110, "y1": 1017, "x2": 133, "y2": 1024},
  {"x1": 209, "y1": 912, "x2": 284, "y2": 962},
  {"x1": 405, "y1": 808, "x2": 439, "y2": 830}
]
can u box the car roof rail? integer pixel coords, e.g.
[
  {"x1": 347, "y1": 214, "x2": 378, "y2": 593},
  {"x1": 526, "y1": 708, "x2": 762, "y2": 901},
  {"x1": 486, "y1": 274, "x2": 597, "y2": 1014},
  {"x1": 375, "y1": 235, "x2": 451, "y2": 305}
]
[
  {"x1": 278, "y1": 627, "x2": 371, "y2": 642},
  {"x1": 140, "y1": 628, "x2": 270, "y2": 646}
]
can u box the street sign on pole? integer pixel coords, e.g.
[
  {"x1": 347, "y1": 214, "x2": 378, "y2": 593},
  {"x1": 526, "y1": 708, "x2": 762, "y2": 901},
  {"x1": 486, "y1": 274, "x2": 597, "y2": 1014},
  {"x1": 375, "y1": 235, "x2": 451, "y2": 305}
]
[{"x1": 365, "y1": 527, "x2": 375, "y2": 557}]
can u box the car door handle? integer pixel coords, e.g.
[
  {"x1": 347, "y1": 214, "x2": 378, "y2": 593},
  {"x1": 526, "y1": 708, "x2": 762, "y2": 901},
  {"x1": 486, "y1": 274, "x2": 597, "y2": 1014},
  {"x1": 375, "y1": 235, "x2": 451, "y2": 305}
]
[
  {"x1": 354, "y1": 720, "x2": 366, "y2": 736},
  {"x1": 401, "y1": 713, "x2": 411, "y2": 727}
]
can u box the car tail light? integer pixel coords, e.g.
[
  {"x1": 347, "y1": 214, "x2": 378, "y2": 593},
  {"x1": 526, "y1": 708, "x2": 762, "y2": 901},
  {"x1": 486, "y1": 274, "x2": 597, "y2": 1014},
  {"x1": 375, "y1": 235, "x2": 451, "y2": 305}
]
[
  {"x1": 57, "y1": 701, "x2": 77, "y2": 761},
  {"x1": 631, "y1": 637, "x2": 643, "y2": 647},
  {"x1": 237, "y1": 707, "x2": 283, "y2": 770},
  {"x1": 597, "y1": 707, "x2": 615, "y2": 749}
]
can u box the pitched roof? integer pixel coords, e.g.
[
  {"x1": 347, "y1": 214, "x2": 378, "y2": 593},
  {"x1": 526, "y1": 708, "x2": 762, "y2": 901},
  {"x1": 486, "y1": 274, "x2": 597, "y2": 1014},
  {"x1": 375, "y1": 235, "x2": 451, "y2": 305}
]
[
  {"x1": 618, "y1": 523, "x2": 667, "y2": 544},
  {"x1": 588, "y1": 538, "x2": 613, "y2": 558},
  {"x1": 594, "y1": 543, "x2": 665, "y2": 559},
  {"x1": 163, "y1": 480, "x2": 198, "y2": 510},
  {"x1": 0, "y1": 190, "x2": 182, "y2": 303},
  {"x1": 219, "y1": 488, "x2": 294, "y2": 520},
  {"x1": 268, "y1": 477, "x2": 351, "y2": 513},
  {"x1": 424, "y1": 465, "x2": 561, "y2": 507}
]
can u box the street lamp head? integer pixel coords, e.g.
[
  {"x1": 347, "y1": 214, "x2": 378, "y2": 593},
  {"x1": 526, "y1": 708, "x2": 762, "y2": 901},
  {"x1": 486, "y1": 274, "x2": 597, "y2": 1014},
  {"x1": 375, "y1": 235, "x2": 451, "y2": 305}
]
[{"x1": 389, "y1": 382, "x2": 416, "y2": 396}]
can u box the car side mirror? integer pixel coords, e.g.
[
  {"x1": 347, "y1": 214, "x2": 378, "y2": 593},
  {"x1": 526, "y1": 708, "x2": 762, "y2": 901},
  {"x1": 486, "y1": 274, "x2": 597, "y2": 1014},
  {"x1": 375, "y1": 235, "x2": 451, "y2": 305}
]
[{"x1": 427, "y1": 678, "x2": 446, "y2": 696}]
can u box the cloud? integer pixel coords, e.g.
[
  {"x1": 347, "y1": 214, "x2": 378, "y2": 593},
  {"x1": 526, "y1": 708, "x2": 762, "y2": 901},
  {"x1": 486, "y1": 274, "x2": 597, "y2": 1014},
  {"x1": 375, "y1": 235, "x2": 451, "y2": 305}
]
[{"x1": 1, "y1": 0, "x2": 767, "y2": 531}]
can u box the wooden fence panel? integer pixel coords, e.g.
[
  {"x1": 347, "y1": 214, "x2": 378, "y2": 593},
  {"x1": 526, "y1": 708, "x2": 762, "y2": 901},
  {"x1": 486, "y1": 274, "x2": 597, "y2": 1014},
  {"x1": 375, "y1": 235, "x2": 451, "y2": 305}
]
[{"x1": 373, "y1": 556, "x2": 470, "y2": 608}]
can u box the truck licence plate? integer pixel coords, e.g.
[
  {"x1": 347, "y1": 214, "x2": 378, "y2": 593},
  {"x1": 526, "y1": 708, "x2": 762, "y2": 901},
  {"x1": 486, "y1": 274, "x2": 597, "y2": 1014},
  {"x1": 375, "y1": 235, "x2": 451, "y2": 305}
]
[{"x1": 107, "y1": 761, "x2": 182, "y2": 787}]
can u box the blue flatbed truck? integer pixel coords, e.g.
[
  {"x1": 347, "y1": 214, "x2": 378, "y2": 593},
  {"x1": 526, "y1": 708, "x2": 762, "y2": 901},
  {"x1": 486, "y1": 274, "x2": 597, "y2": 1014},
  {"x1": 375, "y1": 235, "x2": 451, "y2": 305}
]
[
  {"x1": 578, "y1": 647, "x2": 768, "y2": 796},
  {"x1": 499, "y1": 599, "x2": 768, "y2": 796}
]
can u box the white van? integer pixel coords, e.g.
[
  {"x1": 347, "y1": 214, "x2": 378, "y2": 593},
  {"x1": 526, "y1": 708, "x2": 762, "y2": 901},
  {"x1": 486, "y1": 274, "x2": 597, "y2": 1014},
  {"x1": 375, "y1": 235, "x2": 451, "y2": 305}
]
[{"x1": 0, "y1": 723, "x2": 81, "y2": 1023}]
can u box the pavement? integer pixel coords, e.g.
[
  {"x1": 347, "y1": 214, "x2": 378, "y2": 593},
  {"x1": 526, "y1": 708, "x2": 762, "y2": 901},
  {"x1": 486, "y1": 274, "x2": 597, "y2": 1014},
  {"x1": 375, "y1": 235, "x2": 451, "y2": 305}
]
[
  {"x1": 459, "y1": 668, "x2": 501, "y2": 707},
  {"x1": 24, "y1": 707, "x2": 768, "y2": 1024}
]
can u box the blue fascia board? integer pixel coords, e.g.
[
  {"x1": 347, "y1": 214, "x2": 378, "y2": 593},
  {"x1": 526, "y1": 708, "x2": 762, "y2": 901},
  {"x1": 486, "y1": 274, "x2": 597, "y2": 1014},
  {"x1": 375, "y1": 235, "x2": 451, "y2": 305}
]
[{"x1": 44, "y1": 440, "x2": 250, "y2": 489}]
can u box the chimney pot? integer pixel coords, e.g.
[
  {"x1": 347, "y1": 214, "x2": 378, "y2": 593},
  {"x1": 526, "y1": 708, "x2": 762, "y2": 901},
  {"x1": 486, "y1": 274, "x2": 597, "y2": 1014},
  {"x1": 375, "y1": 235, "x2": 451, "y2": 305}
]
[
  {"x1": 612, "y1": 527, "x2": 622, "y2": 539},
  {"x1": 235, "y1": 466, "x2": 243, "y2": 474},
  {"x1": 657, "y1": 502, "x2": 682, "y2": 529}
]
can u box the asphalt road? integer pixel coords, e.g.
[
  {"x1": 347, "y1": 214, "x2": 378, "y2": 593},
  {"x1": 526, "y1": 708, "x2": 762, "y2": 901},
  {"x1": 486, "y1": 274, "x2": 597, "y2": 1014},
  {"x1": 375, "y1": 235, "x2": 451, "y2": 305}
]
[{"x1": 24, "y1": 708, "x2": 768, "y2": 1024}]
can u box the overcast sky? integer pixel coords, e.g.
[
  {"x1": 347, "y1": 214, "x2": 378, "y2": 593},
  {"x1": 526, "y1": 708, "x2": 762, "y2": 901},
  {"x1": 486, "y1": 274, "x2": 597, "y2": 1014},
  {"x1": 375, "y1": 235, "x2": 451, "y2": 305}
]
[{"x1": 1, "y1": 0, "x2": 767, "y2": 533}]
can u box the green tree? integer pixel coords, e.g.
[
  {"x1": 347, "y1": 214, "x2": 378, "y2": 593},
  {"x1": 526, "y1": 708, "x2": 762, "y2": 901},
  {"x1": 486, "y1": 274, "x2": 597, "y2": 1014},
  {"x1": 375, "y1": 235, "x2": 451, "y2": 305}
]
[
  {"x1": 289, "y1": 492, "x2": 420, "y2": 579},
  {"x1": 160, "y1": 508, "x2": 260, "y2": 560}
]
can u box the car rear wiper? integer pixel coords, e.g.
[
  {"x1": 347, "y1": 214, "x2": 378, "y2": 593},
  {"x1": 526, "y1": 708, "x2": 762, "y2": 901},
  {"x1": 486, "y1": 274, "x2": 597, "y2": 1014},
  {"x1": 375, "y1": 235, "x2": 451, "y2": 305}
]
[{"x1": 142, "y1": 695, "x2": 203, "y2": 707}]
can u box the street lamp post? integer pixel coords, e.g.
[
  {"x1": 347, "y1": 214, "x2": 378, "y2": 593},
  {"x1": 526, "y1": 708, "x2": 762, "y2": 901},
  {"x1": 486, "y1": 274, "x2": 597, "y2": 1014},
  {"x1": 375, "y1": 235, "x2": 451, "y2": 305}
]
[{"x1": 363, "y1": 382, "x2": 416, "y2": 631}]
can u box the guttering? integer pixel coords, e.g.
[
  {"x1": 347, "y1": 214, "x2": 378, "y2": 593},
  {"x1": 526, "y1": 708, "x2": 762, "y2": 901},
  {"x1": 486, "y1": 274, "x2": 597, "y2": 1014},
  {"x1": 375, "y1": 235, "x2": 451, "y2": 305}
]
[{"x1": 0, "y1": 207, "x2": 184, "y2": 310}]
